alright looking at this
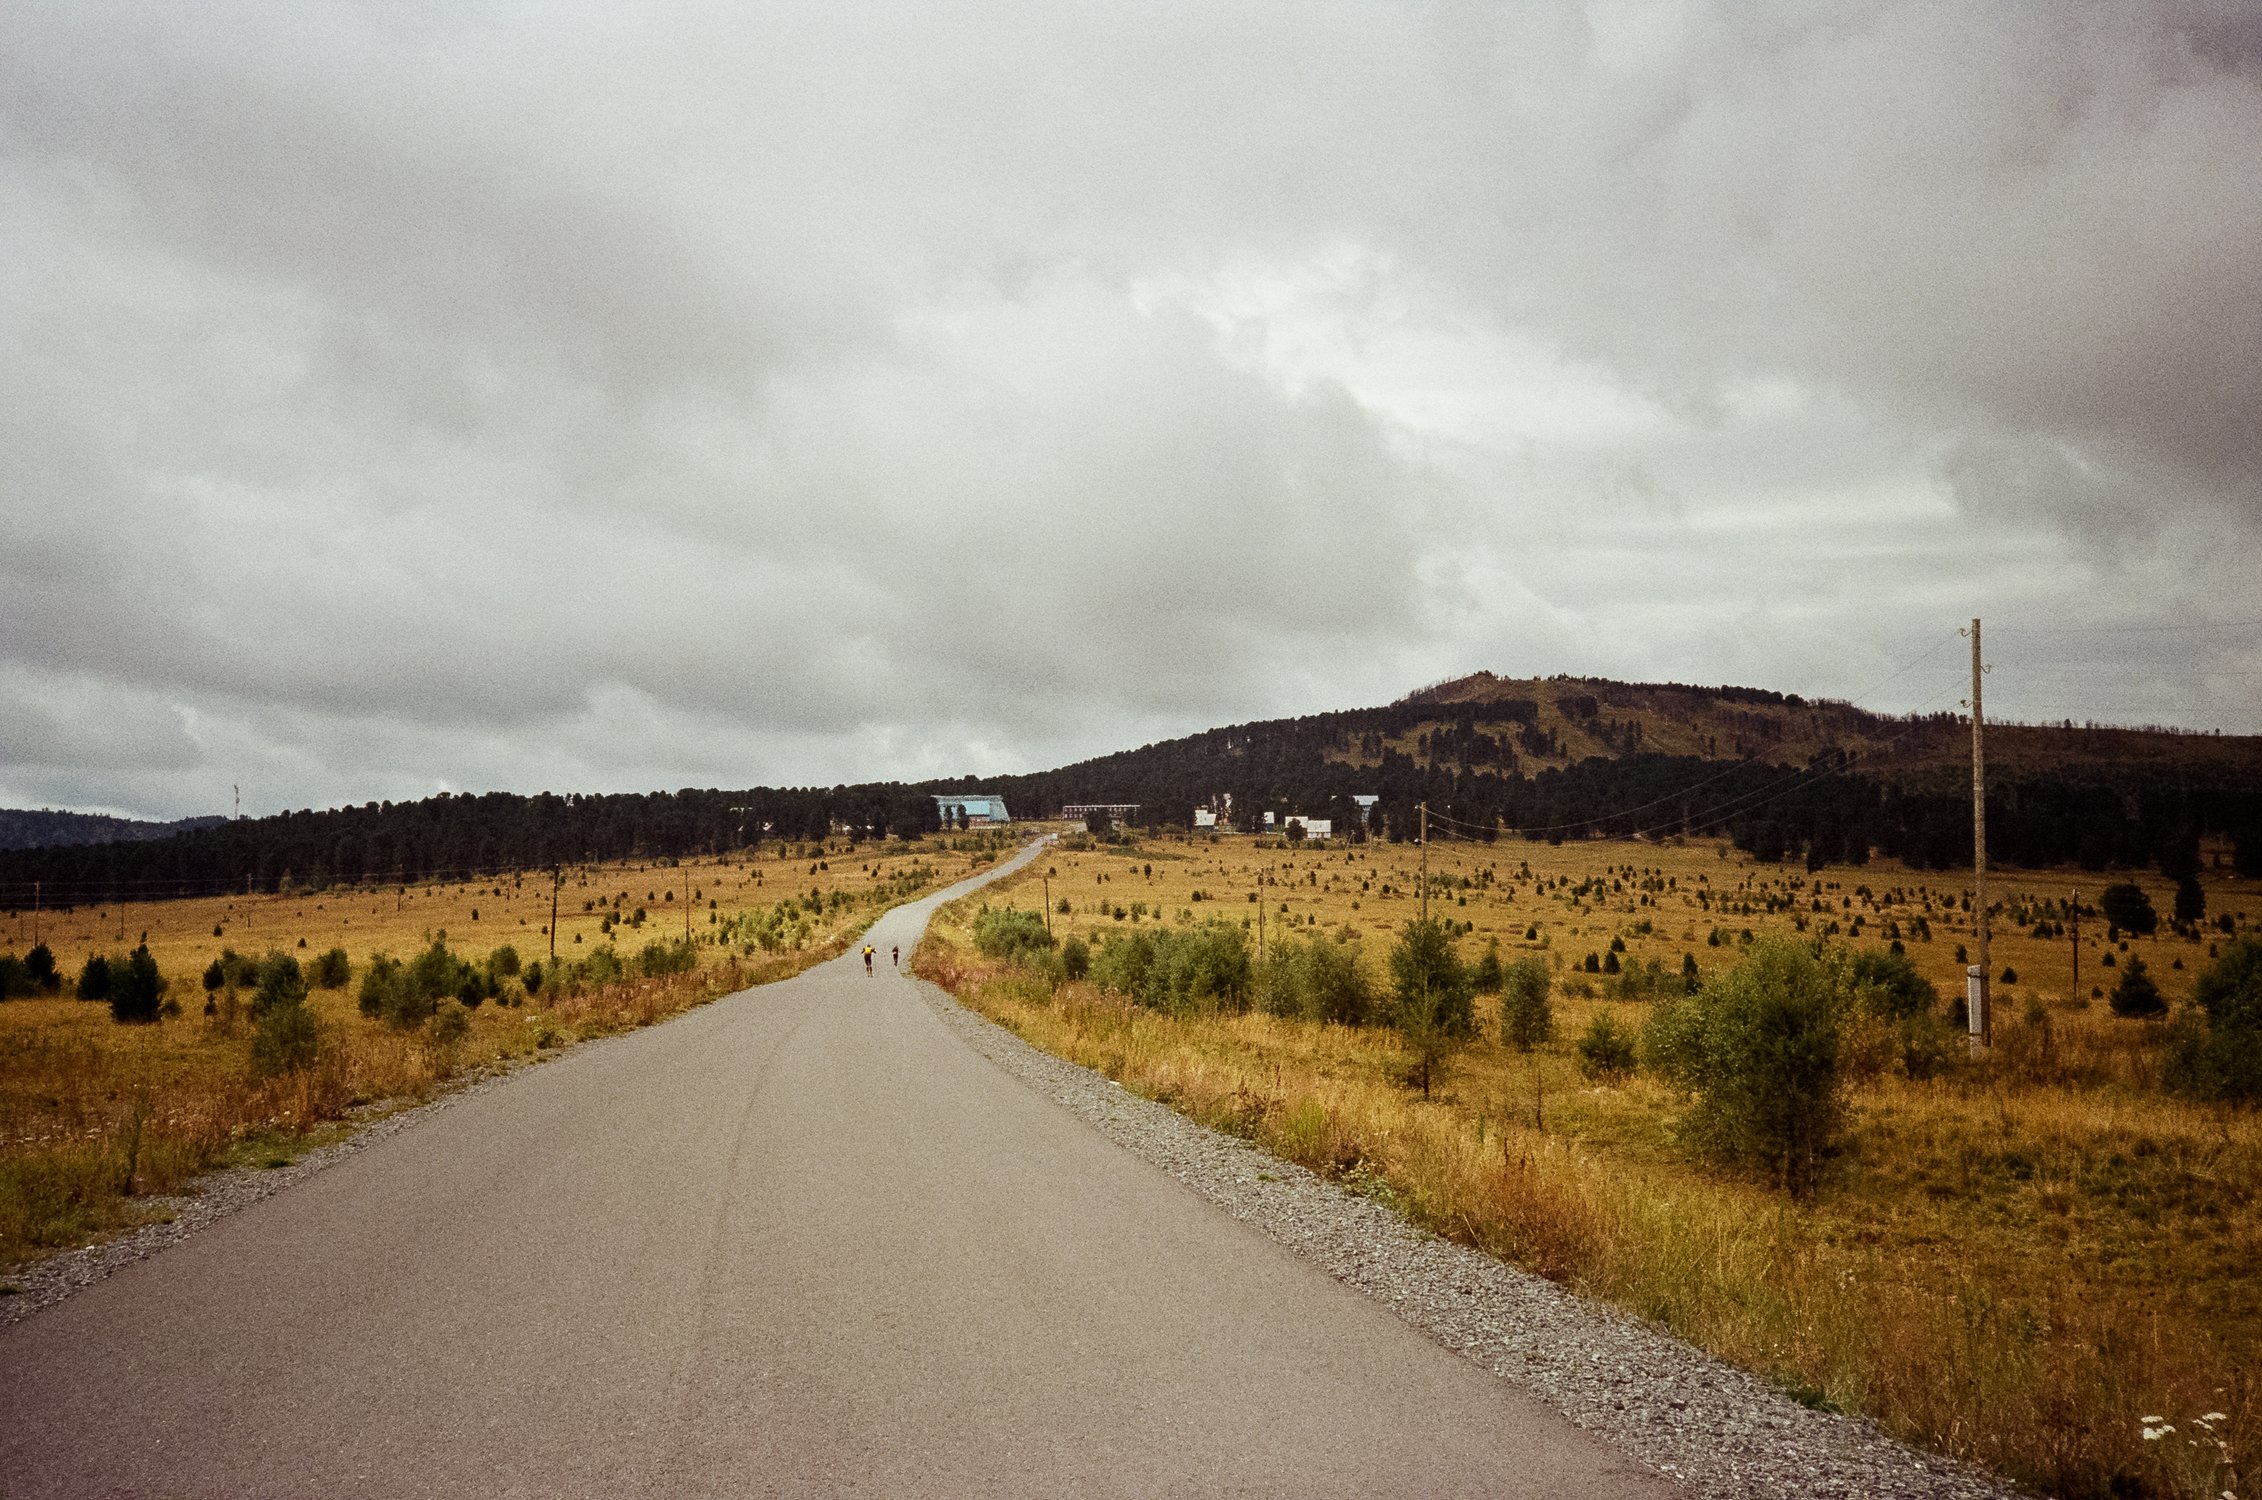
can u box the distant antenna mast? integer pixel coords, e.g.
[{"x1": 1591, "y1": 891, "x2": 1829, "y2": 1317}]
[{"x1": 234, "y1": 784, "x2": 241, "y2": 821}]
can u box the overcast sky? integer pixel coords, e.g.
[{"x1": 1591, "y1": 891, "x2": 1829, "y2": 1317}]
[{"x1": 4, "y1": 1, "x2": 2260, "y2": 820}]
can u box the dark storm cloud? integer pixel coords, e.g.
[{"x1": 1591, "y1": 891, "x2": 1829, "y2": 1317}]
[{"x1": 2, "y1": 0, "x2": 2257, "y2": 818}]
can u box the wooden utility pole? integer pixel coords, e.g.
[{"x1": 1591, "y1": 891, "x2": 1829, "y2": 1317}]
[
  {"x1": 1419, "y1": 803, "x2": 1429, "y2": 924},
  {"x1": 1042, "y1": 874, "x2": 1052, "y2": 937},
  {"x1": 1970, "y1": 618, "x2": 1990, "y2": 1051},
  {"x1": 1256, "y1": 872, "x2": 1266, "y2": 962},
  {"x1": 31, "y1": 881, "x2": 39, "y2": 946},
  {"x1": 549, "y1": 867, "x2": 561, "y2": 962},
  {"x1": 2069, "y1": 888, "x2": 2079, "y2": 1005}
]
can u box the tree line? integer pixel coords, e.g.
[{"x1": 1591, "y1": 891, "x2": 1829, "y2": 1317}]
[{"x1": 6, "y1": 700, "x2": 2259, "y2": 906}]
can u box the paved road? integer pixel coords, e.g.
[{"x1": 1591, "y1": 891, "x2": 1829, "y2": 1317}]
[{"x1": 1, "y1": 841, "x2": 1674, "y2": 1497}]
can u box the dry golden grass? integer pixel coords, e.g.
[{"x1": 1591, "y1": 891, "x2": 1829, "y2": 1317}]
[
  {"x1": 919, "y1": 830, "x2": 2258, "y2": 1500},
  {"x1": 0, "y1": 834, "x2": 996, "y2": 1271}
]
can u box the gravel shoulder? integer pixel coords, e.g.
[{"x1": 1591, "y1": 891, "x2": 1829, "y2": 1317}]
[{"x1": 916, "y1": 980, "x2": 2021, "y2": 1500}]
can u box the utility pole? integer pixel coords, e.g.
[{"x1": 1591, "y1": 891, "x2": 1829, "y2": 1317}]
[
  {"x1": 1419, "y1": 802, "x2": 1429, "y2": 924},
  {"x1": 1969, "y1": 617, "x2": 1990, "y2": 1052},
  {"x1": 1256, "y1": 871, "x2": 1266, "y2": 962},
  {"x1": 2069, "y1": 888, "x2": 2079, "y2": 1005},
  {"x1": 1042, "y1": 873, "x2": 1052, "y2": 937},
  {"x1": 31, "y1": 881, "x2": 39, "y2": 946},
  {"x1": 549, "y1": 867, "x2": 561, "y2": 962}
]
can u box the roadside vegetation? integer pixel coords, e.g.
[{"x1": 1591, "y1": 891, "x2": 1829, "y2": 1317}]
[
  {"x1": 917, "y1": 829, "x2": 2258, "y2": 1500},
  {"x1": 0, "y1": 835, "x2": 1001, "y2": 1269}
]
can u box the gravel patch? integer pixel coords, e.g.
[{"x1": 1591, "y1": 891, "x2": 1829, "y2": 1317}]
[{"x1": 918, "y1": 982, "x2": 2019, "y2": 1500}]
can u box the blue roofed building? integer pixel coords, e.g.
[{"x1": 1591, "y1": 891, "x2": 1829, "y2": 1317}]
[{"x1": 934, "y1": 793, "x2": 1010, "y2": 827}]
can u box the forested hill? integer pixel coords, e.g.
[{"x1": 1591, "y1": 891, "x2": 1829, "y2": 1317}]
[
  {"x1": 942, "y1": 673, "x2": 2262, "y2": 877},
  {"x1": 3, "y1": 673, "x2": 2258, "y2": 906},
  {"x1": 0, "y1": 809, "x2": 226, "y2": 853}
]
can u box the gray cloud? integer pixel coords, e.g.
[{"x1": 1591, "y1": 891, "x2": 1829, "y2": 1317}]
[{"x1": 3, "y1": 0, "x2": 2258, "y2": 819}]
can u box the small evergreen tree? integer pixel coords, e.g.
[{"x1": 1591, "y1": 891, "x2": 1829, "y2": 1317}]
[
  {"x1": 110, "y1": 944, "x2": 164, "y2": 1024},
  {"x1": 310, "y1": 947, "x2": 352, "y2": 988},
  {"x1": 1470, "y1": 939, "x2": 1504, "y2": 995},
  {"x1": 251, "y1": 952, "x2": 307, "y2": 1018},
  {"x1": 2109, "y1": 954, "x2": 2164, "y2": 1018},
  {"x1": 1499, "y1": 957, "x2": 1553, "y2": 1052},
  {"x1": 2165, "y1": 936, "x2": 2261, "y2": 1102},
  {"x1": 24, "y1": 943, "x2": 60, "y2": 992},
  {"x1": 1388, "y1": 918, "x2": 1472, "y2": 1097},
  {"x1": 1575, "y1": 1011, "x2": 1638, "y2": 1080},
  {"x1": 1643, "y1": 939, "x2": 1848, "y2": 1195},
  {"x1": 77, "y1": 953, "x2": 113, "y2": 1001},
  {"x1": 2100, "y1": 883, "x2": 2157, "y2": 937},
  {"x1": 2174, "y1": 876, "x2": 2205, "y2": 929}
]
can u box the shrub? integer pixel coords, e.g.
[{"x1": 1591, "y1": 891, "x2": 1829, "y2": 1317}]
[
  {"x1": 109, "y1": 944, "x2": 164, "y2": 1024},
  {"x1": 2174, "y1": 875, "x2": 2205, "y2": 928},
  {"x1": 1604, "y1": 955, "x2": 1680, "y2": 1000},
  {"x1": 1848, "y1": 949, "x2": 1938, "y2": 1019},
  {"x1": 1500, "y1": 957, "x2": 1553, "y2": 1052},
  {"x1": 523, "y1": 960, "x2": 545, "y2": 996},
  {"x1": 251, "y1": 953, "x2": 307, "y2": 1019},
  {"x1": 2165, "y1": 936, "x2": 2262, "y2": 1102},
  {"x1": 1091, "y1": 923, "x2": 1251, "y2": 1014},
  {"x1": 310, "y1": 947, "x2": 352, "y2": 989},
  {"x1": 358, "y1": 955, "x2": 403, "y2": 1020},
  {"x1": 487, "y1": 944, "x2": 521, "y2": 979},
  {"x1": 429, "y1": 1005, "x2": 471, "y2": 1046},
  {"x1": 24, "y1": 943, "x2": 59, "y2": 992},
  {"x1": 636, "y1": 939, "x2": 696, "y2": 978},
  {"x1": 1388, "y1": 918, "x2": 1473, "y2": 1096},
  {"x1": 249, "y1": 998, "x2": 319, "y2": 1077},
  {"x1": 1060, "y1": 936, "x2": 1090, "y2": 981},
  {"x1": 203, "y1": 958, "x2": 226, "y2": 993},
  {"x1": 76, "y1": 954, "x2": 113, "y2": 1001},
  {"x1": 360, "y1": 939, "x2": 473, "y2": 1028},
  {"x1": 2100, "y1": 883, "x2": 2157, "y2": 937},
  {"x1": 1471, "y1": 940, "x2": 1505, "y2": 994},
  {"x1": 1575, "y1": 1011, "x2": 1638, "y2": 1081},
  {"x1": 0, "y1": 953, "x2": 29, "y2": 999},
  {"x1": 1847, "y1": 948, "x2": 1950, "y2": 1079},
  {"x1": 1258, "y1": 933, "x2": 1374, "y2": 1026},
  {"x1": 2109, "y1": 955, "x2": 2165, "y2": 1018},
  {"x1": 1643, "y1": 938, "x2": 1847, "y2": 1195},
  {"x1": 581, "y1": 946, "x2": 624, "y2": 986},
  {"x1": 972, "y1": 905, "x2": 1055, "y2": 962}
]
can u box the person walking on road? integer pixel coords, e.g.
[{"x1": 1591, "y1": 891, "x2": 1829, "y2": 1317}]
[
  {"x1": 862, "y1": 944, "x2": 875, "y2": 976},
  {"x1": 891, "y1": 944, "x2": 899, "y2": 969}
]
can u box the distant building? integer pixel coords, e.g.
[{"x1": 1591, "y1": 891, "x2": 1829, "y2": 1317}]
[
  {"x1": 1192, "y1": 808, "x2": 1219, "y2": 829},
  {"x1": 934, "y1": 794, "x2": 1010, "y2": 827},
  {"x1": 1351, "y1": 795, "x2": 1379, "y2": 812},
  {"x1": 1284, "y1": 817, "x2": 1331, "y2": 840},
  {"x1": 1060, "y1": 802, "x2": 1140, "y2": 824}
]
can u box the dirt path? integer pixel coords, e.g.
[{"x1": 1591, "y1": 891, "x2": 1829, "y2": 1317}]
[{"x1": 0, "y1": 839, "x2": 1670, "y2": 1497}]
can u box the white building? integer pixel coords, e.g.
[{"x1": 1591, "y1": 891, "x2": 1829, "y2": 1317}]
[
  {"x1": 1284, "y1": 817, "x2": 1331, "y2": 840},
  {"x1": 1192, "y1": 808, "x2": 1219, "y2": 828}
]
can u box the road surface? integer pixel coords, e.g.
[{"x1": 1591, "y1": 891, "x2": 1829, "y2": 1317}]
[{"x1": 1, "y1": 841, "x2": 1674, "y2": 1497}]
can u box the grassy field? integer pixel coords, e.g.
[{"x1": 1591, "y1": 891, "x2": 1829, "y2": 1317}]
[
  {"x1": 917, "y1": 830, "x2": 2256, "y2": 1500},
  {"x1": 0, "y1": 832, "x2": 1013, "y2": 1271}
]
